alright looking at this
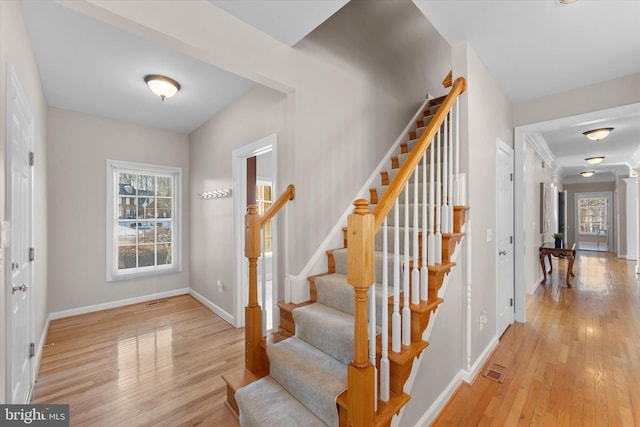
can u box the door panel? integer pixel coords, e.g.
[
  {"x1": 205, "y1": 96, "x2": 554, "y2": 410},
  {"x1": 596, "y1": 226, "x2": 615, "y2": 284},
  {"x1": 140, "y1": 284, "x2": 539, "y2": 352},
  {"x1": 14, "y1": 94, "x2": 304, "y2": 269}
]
[{"x1": 497, "y1": 142, "x2": 514, "y2": 336}]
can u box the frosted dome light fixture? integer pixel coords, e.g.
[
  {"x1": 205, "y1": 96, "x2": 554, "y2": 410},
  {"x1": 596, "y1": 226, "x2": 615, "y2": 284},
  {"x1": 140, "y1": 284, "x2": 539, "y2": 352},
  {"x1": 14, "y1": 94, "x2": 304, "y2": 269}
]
[
  {"x1": 580, "y1": 171, "x2": 595, "y2": 178},
  {"x1": 583, "y1": 127, "x2": 613, "y2": 141},
  {"x1": 144, "y1": 74, "x2": 181, "y2": 101},
  {"x1": 585, "y1": 156, "x2": 605, "y2": 165}
]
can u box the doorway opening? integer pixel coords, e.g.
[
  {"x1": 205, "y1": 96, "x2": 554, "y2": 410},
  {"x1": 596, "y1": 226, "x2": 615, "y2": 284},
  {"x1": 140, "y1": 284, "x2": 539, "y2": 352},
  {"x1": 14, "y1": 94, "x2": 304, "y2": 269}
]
[
  {"x1": 232, "y1": 134, "x2": 278, "y2": 329},
  {"x1": 575, "y1": 192, "x2": 613, "y2": 252}
]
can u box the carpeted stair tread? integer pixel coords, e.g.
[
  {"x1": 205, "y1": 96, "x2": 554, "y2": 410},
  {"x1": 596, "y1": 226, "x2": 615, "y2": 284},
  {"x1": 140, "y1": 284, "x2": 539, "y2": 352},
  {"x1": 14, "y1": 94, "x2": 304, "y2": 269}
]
[
  {"x1": 373, "y1": 225, "x2": 419, "y2": 253},
  {"x1": 268, "y1": 336, "x2": 347, "y2": 427},
  {"x1": 293, "y1": 303, "x2": 354, "y2": 365},
  {"x1": 236, "y1": 376, "x2": 327, "y2": 427},
  {"x1": 332, "y1": 248, "x2": 411, "y2": 286},
  {"x1": 314, "y1": 273, "x2": 396, "y2": 325}
]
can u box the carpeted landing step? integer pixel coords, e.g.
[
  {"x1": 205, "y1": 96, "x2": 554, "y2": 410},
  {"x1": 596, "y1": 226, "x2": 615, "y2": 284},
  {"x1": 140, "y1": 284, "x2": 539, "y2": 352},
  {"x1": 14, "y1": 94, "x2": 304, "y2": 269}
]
[
  {"x1": 236, "y1": 376, "x2": 327, "y2": 427},
  {"x1": 237, "y1": 336, "x2": 347, "y2": 427}
]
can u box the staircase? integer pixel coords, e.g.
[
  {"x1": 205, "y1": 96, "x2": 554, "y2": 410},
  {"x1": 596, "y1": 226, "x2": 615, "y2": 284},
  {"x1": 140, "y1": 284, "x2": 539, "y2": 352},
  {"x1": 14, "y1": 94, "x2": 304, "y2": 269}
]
[{"x1": 224, "y1": 75, "x2": 468, "y2": 426}]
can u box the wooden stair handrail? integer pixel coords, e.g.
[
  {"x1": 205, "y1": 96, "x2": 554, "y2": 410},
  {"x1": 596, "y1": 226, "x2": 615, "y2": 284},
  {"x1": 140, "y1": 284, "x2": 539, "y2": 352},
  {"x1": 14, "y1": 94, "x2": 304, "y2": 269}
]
[
  {"x1": 372, "y1": 77, "x2": 466, "y2": 230},
  {"x1": 442, "y1": 70, "x2": 453, "y2": 88},
  {"x1": 261, "y1": 184, "x2": 295, "y2": 227}
]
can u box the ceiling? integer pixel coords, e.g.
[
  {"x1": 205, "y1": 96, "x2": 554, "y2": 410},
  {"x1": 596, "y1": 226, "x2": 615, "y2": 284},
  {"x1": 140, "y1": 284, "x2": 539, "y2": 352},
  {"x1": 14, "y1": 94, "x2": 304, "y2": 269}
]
[{"x1": 20, "y1": 0, "x2": 640, "y2": 179}]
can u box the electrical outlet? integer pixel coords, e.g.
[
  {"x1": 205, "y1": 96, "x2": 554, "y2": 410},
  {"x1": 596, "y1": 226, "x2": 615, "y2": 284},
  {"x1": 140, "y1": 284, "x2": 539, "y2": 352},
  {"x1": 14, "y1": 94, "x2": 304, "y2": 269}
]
[
  {"x1": 216, "y1": 280, "x2": 224, "y2": 292},
  {"x1": 479, "y1": 310, "x2": 488, "y2": 331}
]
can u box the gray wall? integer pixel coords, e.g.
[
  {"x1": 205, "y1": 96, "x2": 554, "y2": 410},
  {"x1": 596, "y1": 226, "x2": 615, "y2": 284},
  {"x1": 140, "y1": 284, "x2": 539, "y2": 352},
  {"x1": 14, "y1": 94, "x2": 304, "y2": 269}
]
[
  {"x1": 47, "y1": 108, "x2": 190, "y2": 313},
  {"x1": 189, "y1": 0, "x2": 452, "y2": 319},
  {"x1": 0, "y1": 0, "x2": 49, "y2": 403}
]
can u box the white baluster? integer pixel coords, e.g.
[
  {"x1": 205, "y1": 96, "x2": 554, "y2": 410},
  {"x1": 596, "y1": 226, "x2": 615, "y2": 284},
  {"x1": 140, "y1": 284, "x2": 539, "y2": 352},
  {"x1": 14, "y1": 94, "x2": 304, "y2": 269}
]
[
  {"x1": 428, "y1": 130, "x2": 436, "y2": 267},
  {"x1": 369, "y1": 285, "x2": 377, "y2": 411},
  {"x1": 392, "y1": 202, "x2": 401, "y2": 353},
  {"x1": 403, "y1": 186, "x2": 411, "y2": 346},
  {"x1": 441, "y1": 114, "x2": 449, "y2": 234},
  {"x1": 412, "y1": 168, "x2": 419, "y2": 306},
  {"x1": 421, "y1": 151, "x2": 428, "y2": 301},
  {"x1": 261, "y1": 228, "x2": 267, "y2": 336},
  {"x1": 454, "y1": 100, "x2": 461, "y2": 205},
  {"x1": 448, "y1": 111, "x2": 454, "y2": 232},
  {"x1": 380, "y1": 218, "x2": 390, "y2": 402},
  {"x1": 435, "y1": 125, "x2": 442, "y2": 264}
]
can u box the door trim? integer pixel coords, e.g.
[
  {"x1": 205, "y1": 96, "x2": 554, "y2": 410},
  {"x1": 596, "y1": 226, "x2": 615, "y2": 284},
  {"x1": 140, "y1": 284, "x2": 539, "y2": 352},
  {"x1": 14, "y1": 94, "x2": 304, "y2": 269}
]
[
  {"x1": 5, "y1": 64, "x2": 35, "y2": 403},
  {"x1": 232, "y1": 134, "x2": 278, "y2": 327}
]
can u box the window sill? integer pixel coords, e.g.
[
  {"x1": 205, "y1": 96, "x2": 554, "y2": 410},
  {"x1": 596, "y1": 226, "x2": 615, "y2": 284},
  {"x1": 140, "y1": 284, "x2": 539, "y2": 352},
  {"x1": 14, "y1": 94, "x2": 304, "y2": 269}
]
[{"x1": 107, "y1": 265, "x2": 181, "y2": 282}]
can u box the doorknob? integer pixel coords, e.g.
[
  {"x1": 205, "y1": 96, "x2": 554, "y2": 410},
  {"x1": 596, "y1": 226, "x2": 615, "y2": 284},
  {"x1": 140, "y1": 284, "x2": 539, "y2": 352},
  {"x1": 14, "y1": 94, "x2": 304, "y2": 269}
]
[
  {"x1": 498, "y1": 250, "x2": 507, "y2": 256},
  {"x1": 11, "y1": 283, "x2": 28, "y2": 294}
]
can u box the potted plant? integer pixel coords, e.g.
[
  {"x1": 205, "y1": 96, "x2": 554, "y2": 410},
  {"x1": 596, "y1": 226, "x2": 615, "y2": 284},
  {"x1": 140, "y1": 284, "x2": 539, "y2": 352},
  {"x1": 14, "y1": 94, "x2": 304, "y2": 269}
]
[{"x1": 553, "y1": 232, "x2": 564, "y2": 248}]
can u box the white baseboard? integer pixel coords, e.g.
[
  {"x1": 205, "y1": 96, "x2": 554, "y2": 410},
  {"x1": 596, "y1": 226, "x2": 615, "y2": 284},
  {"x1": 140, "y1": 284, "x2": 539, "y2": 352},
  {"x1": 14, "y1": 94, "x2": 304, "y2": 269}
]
[
  {"x1": 33, "y1": 315, "x2": 50, "y2": 381},
  {"x1": 413, "y1": 371, "x2": 464, "y2": 427},
  {"x1": 461, "y1": 335, "x2": 499, "y2": 384},
  {"x1": 189, "y1": 288, "x2": 234, "y2": 325},
  {"x1": 49, "y1": 288, "x2": 190, "y2": 320}
]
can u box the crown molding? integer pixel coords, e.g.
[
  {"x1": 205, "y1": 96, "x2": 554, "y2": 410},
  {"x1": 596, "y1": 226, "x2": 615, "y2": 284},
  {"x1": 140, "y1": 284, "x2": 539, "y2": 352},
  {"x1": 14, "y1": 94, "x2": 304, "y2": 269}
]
[{"x1": 525, "y1": 132, "x2": 556, "y2": 169}]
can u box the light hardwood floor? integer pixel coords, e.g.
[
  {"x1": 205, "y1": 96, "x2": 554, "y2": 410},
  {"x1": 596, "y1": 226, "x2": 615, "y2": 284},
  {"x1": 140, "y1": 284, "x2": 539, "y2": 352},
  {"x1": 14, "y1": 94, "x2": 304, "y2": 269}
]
[
  {"x1": 433, "y1": 251, "x2": 640, "y2": 426},
  {"x1": 31, "y1": 295, "x2": 243, "y2": 427}
]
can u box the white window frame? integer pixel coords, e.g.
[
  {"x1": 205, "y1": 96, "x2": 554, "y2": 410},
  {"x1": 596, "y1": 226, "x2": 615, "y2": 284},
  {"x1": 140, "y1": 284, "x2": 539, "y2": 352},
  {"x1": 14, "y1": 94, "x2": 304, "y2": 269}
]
[{"x1": 106, "y1": 160, "x2": 182, "y2": 281}]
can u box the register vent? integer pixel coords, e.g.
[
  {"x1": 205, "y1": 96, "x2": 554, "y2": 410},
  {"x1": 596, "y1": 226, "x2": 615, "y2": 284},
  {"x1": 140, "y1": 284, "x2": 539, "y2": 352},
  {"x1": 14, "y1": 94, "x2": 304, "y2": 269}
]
[
  {"x1": 483, "y1": 363, "x2": 509, "y2": 383},
  {"x1": 147, "y1": 299, "x2": 169, "y2": 307}
]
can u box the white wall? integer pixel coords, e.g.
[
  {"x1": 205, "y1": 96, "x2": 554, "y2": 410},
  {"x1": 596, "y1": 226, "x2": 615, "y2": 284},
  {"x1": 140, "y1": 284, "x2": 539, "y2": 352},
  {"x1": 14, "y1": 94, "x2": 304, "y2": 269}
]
[
  {"x1": 0, "y1": 0, "x2": 49, "y2": 403},
  {"x1": 190, "y1": 85, "x2": 287, "y2": 318},
  {"x1": 188, "y1": 0, "x2": 451, "y2": 320},
  {"x1": 513, "y1": 73, "x2": 640, "y2": 127},
  {"x1": 47, "y1": 108, "x2": 190, "y2": 313},
  {"x1": 453, "y1": 41, "x2": 513, "y2": 364}
]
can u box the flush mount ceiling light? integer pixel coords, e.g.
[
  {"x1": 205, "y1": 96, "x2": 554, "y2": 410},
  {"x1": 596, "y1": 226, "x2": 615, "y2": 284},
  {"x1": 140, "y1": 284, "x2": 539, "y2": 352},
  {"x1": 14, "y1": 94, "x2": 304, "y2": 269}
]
[
  {"x1": 580, "y1": 171, "x2": 595, "y2": 178},
  {"x1": 583, "y1": 127, "x2": 613, "y2": 141},
  {"x1": 585, "y1": 156, "x2": 605, "y2": 165},
  {"x1": 559, "y1": 0, "x2": 578, "y2": 4},
  {"x1": 144, "y1": 74, "x2": 181, "y2": 101}
]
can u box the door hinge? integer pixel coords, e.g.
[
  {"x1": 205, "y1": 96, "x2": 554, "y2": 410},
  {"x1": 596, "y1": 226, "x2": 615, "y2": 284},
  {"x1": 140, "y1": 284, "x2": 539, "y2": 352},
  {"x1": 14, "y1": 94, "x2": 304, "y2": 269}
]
[
  {"x1": 510, "y1": 298, "x2": 514, "y2": 307},
  {"x1": 510, "y1": 236, "x2": 513, "y2": 244},
  {"x1": 29, "y1": 152, "x2": 34, "y2": 166},
  {"x1": 510, "y1": 173, "x2": 513, "y2": 182},
  {"x1": 29, "y1": 247, "x2": 35, "y2": 262},
  {"x1": 29, "y1": 343, "x2": 35, "y2": 358}
]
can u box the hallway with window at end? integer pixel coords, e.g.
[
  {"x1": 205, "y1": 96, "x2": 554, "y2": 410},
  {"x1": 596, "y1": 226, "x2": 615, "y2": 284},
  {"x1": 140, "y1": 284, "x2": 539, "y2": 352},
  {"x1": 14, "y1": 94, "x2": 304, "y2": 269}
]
[{"x1": 433, "y1": 251, "x2": 640, "y2": 426}]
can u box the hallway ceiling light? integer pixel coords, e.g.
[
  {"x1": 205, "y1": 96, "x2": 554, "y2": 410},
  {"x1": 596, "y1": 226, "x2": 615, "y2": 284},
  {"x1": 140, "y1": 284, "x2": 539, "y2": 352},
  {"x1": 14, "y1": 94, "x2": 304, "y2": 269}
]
[
  {"x1": 585, "y1": 156, "x2": 605, "y2": 165},
  {"x1": 580, "y1": 171, "x2": 595, "y2": 178},
  {"x1": 583, "y1": 127, "x2": 613, "y2": 141},
  {"x1": 144, "y1": 74, "x2": 181, "y2": 101},
  {"x1": 559, "y1": 0, "x2": 578, "y2": 4}
]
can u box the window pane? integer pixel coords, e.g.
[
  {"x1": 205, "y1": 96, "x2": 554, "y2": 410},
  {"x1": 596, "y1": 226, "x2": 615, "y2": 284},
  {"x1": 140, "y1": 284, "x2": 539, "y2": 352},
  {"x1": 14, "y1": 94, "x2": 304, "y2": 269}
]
[
  {"x1": 138, "y1": 197, "x2": 155, "y2": 219},
  {"x1": 158, "y1": 244, "x2": 171, "y2": 265},
  {"x1": 156, "y1": 198, "x2": 171, "y2": 219},
  {"x1": 157, "y1": 177, "x2": 172, "y2": 197},
  {"x1": 119, "y1": 173, "x2": 137, "y2": 195},
  {"x1": 118, "y1": 246, "x2": 136, "y2": 269},
  {"x1": 118, "y1": 222, "x2": 137, "y2": 245},
  {"x1": 139, "y1": 222, "x2": 155, "y2": 244},
  {"x1": 157, "y1": 221, "x2": 171, "y2": 243},
  {"x1": 118, "y1": 197, "x2": 137, "y2": 219},
  {"x1": 138, "y1": 245, "x2": 155, "y2": 267},
  {"x1": 138, "y1": 175, "x2": 155, "y2": 195}
]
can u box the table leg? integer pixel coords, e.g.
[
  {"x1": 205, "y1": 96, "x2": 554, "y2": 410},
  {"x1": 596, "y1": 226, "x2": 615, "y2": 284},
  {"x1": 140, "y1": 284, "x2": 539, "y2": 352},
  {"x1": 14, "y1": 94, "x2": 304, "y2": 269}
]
[
  {"x1": 540, "y1": 252, "x2": 547, "y2": 284},
  {"x1": 547, "y1": 254, "x2": 553, "y2": 273},
  {"x1": 566, "y1": 255, "x2": 574, "y2": 287}
]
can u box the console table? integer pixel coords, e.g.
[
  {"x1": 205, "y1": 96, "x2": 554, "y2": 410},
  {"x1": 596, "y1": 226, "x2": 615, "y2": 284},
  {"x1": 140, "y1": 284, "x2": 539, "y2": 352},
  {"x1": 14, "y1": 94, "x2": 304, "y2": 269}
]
[{"x1": 539, "y1": 242, "x2": 576, "y2": 287}]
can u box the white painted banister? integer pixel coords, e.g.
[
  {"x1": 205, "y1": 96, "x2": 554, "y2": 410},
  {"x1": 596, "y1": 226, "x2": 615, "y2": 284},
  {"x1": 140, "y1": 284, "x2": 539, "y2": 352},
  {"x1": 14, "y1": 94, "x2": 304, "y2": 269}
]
[
  {"x1": 421, "y1": 150, "x2": 428, "y2": 301},
  {"x1": 428, "y1": 129, "x2": 436, "y2": 267},
  {"x1": 261, "y1": 228, "x2": 267, "y2": 336},
  {"x1": 447, "y1": 111, "x2": 454, "y2": 231},
  {"x1": 454, "y1": 101, "x2": 461, "y2": 205},
  {"x1": 435, "y1": 127, "x2": 442, "y2": 264},
  {"x1": 442, "y1": 114, "x2": 449, "y2": 235},
  {"x1": 380, "y1": 217, "x2": 390, "y2": 401},
  {"x1": 412, "y1": 169, "x2": 420, "y2": 306},
  {"x1": 392, "y1": 201, "x2": 401, "y2": 353},
  {"x1": 402, "y1": 186, "x2": 411, "y2": 346}
]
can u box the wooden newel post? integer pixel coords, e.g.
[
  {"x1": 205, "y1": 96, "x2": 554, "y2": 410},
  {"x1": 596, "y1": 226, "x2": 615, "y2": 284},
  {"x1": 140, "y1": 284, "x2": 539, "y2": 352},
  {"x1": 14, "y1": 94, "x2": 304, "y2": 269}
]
[
  {"x1": 245, "y1": 204, "x2": 263, "y2": 374},
  {"x1": 347, "y1": 199, "x2": 375, "y2": 426}
]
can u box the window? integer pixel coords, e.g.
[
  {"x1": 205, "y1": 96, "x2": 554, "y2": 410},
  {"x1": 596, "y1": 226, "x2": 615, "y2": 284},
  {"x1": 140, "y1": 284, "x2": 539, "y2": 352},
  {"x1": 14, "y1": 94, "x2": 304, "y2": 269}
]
[
  {"x1": 578, "y1": 196, "x2": 607, "y2": 234},
  {"x1": 256, "y1": 182, "x2": 273, "y2": 253},
  {"x1": 107, "y1": 160, "x2": 182, "y2": 281}
]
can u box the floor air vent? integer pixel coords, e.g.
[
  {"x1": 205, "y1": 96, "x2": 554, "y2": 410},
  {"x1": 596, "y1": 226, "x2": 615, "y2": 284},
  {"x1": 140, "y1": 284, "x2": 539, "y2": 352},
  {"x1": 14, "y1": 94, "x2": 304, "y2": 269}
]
[
  {"x1": 146, "y1": 299, "x2": 170, "y2": 307},
  {"x1": 483, "y1": 363, "x2": 509, "y2": 383}
]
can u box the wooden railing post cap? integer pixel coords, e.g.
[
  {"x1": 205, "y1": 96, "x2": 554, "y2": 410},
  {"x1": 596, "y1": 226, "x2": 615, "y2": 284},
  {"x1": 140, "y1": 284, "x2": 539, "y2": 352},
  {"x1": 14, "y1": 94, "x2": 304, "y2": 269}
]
[
  {"x1": 246, "y1": 204, "x2": 258, "y2": 215},
  {"x1": 352, "y1": 199, "x2": 371, "y2": 215},
  {"x1": 287, "y1": 184, "x2": 295, "y2": 200},
  {"x1": 454, "y1": 76, "x2": 467, "y2": 93}
]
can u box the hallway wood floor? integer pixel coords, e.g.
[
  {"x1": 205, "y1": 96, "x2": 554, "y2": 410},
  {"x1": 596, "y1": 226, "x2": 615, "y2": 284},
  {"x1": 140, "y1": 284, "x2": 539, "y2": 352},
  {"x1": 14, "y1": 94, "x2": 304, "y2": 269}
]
[
  {"x1": 31, "y1": 295, "x2": 244, "y2": 427},
  {"x1": 433, "y1": 251, "x2": 640, "y2": 426}
]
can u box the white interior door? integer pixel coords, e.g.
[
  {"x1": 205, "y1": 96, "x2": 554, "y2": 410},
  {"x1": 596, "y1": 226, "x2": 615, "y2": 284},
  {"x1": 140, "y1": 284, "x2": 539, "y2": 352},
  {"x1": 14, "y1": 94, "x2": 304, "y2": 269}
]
[
  {"x1": 6, "y1": 65, "x2": 34, "y2": 403},
  {"x1": 496, "y1": 140, "x2": 514, "y2": 336}
]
